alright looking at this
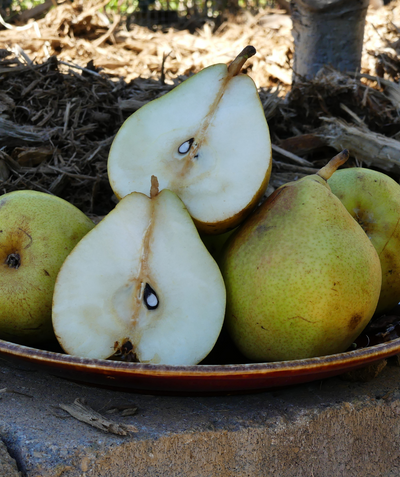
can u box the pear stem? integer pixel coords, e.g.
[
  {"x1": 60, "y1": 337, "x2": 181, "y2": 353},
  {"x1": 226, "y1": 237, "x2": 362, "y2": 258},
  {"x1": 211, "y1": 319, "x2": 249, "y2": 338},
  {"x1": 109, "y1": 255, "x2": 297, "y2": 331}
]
[
  {"x1": 228, "y1": 46, "x2": 257, "y2": 77},
  {"x1": 150, "y1": 175, "x2": 159, "y2": 198},
  {"x1": 317, "y1": 149, "x2": 349, "y2": 181}
]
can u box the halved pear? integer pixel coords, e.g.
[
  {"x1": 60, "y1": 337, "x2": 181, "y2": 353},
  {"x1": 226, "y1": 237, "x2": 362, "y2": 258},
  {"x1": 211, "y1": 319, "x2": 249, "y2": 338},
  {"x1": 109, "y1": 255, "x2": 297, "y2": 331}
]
[
  {"x1": 52, "y1": 178, "x2": 226, "y2": 365},
  {"x1": 107, "y1": 46, "x2": 271, "y2": 234}
]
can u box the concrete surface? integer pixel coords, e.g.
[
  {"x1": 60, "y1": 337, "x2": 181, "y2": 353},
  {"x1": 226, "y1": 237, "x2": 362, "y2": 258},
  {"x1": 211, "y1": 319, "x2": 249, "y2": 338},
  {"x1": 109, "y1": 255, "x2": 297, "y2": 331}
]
[{"x1": 0, "y1": 357, "x2": 399, "y2": 476}]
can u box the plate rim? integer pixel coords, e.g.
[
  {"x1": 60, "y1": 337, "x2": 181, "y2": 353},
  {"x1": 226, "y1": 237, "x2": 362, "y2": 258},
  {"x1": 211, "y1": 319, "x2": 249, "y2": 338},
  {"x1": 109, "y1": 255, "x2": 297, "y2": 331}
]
[{"x1": 1, "y1": 336, "x2": 399, "y2": 377}]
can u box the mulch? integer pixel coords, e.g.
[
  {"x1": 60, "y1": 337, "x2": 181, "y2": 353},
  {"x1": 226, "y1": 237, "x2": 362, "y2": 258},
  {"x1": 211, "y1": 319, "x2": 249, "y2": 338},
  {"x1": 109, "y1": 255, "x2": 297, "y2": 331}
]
[{"x1": 1, "y1": 0, "x2": 400, "y2": 218}]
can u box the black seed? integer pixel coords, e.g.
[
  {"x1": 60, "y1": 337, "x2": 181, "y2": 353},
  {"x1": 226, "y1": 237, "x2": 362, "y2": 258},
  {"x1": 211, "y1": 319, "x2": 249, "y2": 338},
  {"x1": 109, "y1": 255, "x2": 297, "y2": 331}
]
[
  {"x1": 144, "y1": 283, "x2": 159, "y2": 310},
  {"x1": 178, "y1": 138, "x2": 194, "y2": 155}
]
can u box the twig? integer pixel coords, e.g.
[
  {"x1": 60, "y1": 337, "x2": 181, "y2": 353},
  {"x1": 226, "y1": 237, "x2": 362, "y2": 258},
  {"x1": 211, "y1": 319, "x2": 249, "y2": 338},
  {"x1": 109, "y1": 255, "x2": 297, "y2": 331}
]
[
  {"x1": 271, "y1": 144, "x2": 313, "y2": 166},
  {"x1": 160, "y1": 51, "x2": 172, "y2": 85},
  {"x1": 59, "y1": 398, "x2": 138, "y2": 436},
  {"x1": 273, "y1": 160, "x2": 319, "y2": 174},
  {"x1": 47, "y1": 165, "x2": 106, "y2": 181},
  {"x1": 0, "y1": 13, "x2": 38, "y2": 31},
  {"x1": 58, "y1": 60, "x2": 104, "y2": 78},
  {"x1": 92, "y1": 14, "x2": 121, "y2": 48},
  {"x1": 339, "y1": 103, "x2": 367, "y2": 127}
]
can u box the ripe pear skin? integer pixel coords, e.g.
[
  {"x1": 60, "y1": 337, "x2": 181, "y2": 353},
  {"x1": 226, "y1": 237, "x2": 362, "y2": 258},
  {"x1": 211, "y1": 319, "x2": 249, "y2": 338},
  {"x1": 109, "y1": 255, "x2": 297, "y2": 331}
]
[
  {"x1": 0, "y1": 190, "x2": 94, "y2": 345},
  {"x1": 328, "y1": 168, "x2": 400, "y2": 315},
  {"x1": 220, "y1": 153, "x2": 382, "y2": 362}
]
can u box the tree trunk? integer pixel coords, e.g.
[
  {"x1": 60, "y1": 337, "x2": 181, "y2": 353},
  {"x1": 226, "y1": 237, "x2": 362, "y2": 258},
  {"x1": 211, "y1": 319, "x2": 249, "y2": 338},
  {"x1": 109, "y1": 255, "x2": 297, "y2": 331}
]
[{"x1": 290, "y1": 0, "x2": 370, "y2": 80}]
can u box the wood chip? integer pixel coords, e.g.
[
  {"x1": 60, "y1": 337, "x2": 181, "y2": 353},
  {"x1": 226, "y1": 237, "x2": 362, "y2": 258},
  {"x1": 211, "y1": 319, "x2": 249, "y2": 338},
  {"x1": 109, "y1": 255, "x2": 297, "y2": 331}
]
[
  {"x1": 59, "y1": 398, "x2": 138, "y2": 436},
  {"x1": 320, "y1": 117, "x2": 400, "y2": 172}
]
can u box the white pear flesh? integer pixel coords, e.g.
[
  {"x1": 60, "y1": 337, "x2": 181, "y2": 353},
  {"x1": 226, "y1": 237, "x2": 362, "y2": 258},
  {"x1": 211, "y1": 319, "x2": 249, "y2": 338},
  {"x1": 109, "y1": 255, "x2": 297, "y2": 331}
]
[
  {"x1": 107, "y1": 56, "x2": 271, "y2": 234},
  {"x1": 52, "y1": 189, "x2": 226, "y2": 365}
]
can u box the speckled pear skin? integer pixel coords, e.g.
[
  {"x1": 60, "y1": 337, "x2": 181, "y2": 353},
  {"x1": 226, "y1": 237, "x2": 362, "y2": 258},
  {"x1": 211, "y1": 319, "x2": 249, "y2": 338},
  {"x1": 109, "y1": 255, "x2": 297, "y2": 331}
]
[
  {"x1": 328, "y1": 168, "x2": 400, "y2": 315},
  {"x1": 0, "y1": 190, "x2": 95, "y2": 346},
  {"x1": 220, "y1": 173, "x2": 382, "y2": 362}
]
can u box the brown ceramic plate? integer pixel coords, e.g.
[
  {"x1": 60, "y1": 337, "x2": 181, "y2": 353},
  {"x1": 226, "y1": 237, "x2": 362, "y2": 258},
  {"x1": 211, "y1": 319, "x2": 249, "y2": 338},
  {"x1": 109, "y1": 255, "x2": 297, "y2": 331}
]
[{"x1": 0, "y1": 331, "x2": 399, "y2": 395}]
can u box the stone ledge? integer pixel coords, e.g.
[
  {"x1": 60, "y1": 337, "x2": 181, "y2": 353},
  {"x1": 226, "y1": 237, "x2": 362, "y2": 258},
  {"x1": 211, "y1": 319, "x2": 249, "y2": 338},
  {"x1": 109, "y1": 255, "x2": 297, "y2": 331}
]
[{"x1": 0, "y1": 358, "x2": 399, "y2": 476}]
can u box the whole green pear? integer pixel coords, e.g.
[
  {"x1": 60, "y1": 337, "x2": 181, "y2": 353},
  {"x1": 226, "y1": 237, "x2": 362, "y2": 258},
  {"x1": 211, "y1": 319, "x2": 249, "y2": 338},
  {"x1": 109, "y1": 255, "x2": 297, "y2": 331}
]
[
  {"x1": 328, "y1": 168, "x2": 400, "y2": 315},
  {"x1": 0, "y1": 190, "x2": 94, "y2": 345},
  {"x1": 220, "y1": 151, "x2": 382, "y2": 362}
]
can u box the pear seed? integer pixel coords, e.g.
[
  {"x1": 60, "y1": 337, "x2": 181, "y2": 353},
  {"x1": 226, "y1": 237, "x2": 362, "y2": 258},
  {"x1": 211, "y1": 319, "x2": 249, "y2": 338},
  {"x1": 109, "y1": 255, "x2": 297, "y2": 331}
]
[
  {"x1": 144, "y1": 283, "x2": 159, "y2": 310},
  {"x1": 178, "y1": 138, "x2": 194, "y2": 155}
]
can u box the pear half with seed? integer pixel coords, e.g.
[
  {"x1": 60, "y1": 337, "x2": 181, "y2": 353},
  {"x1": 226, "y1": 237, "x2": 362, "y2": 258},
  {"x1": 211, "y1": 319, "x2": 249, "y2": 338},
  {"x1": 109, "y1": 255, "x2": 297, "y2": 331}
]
[
  {"x1": 108, "y1": 46, "x2": 271, "y2": 234},
  {"x1": 52, "y1": 177, "x2": 226, "y2": 365}
]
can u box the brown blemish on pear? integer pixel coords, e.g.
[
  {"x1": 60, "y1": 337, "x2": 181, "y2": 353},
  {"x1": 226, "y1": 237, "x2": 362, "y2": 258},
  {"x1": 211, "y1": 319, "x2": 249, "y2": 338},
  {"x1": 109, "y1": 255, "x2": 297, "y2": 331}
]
[
  {"x1": 173, "y1": 46, "x2": 257, "y2": 186},
  {"x1": 287, "y1": 316, "x2": 317, "y2": 324},
  {"x1": 19, "y1": 228, "x2": 33, "y2": 249},
  {"x1": 348, "y1": 313, "x2": 363, "y2": 331}
]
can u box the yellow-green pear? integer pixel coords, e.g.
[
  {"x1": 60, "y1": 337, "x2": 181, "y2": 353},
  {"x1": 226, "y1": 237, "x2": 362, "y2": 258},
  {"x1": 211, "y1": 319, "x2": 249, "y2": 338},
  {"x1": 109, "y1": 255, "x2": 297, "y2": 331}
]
[
  {"x1": 328, "y1": 167, "x2": 400, "y2": 315},
  {"x1": 220, "y1": 151, "x2": 382, "y2": 362},
  {"x1": 107, "y1": 46, "x2": 271, "y2": 234},
  {"x1": 0, "y1": 190, "x2": 94, "y2": 345}
]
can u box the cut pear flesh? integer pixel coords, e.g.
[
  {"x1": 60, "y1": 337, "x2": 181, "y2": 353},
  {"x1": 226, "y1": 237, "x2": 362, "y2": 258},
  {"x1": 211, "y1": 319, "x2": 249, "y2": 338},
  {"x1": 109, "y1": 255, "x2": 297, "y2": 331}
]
[
  {"x1": 108, "y1": 47, "x2": 272, "y2": 233},
  {"x1": 52, "y1": 188, "x2": 226, "y2": 365}
]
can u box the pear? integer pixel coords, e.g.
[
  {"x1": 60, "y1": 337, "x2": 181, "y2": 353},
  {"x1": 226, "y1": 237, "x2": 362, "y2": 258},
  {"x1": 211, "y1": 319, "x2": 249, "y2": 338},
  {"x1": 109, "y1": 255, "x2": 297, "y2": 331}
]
[
  {"x1": 52, "y1": 177, "x2": 226, "y2": 365},
  {"x1": 0, "y1": 190, "x2": 94, "y2": 345},
  {"x1": 328, "y1": 167, "x2": 400, "y2": 315},
  {"x1": 200, "y1": 228, "x2": 237, "y2": 264},
  {"x1": 107, "y1": 46, "x2": 271, "y2": 234},
  {"x1": 219, "y1": 151, "x2": 382, "y2": 362}
]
